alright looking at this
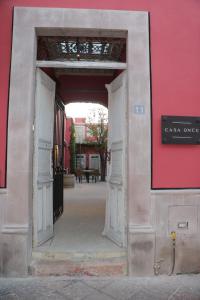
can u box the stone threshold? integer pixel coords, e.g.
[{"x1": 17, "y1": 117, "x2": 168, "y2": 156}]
[{"x1": 30, "y1": 250, "x2": 127, "y2": 276}]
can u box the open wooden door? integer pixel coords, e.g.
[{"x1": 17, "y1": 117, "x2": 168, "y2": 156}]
[
  {"x1": 33, "y1": 68, "x2": 55, "y2": 246},
  {"x1": 103, "y1": 71, "x2": 127, "y2": 247}
]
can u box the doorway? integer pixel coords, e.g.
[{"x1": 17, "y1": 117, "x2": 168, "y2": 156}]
[
  {"x1": 6, "y1": 7, "x2": 151, "y2": 276},
  {"x1": 32, "y1": 60, "x2": 128, "y2": 274}
]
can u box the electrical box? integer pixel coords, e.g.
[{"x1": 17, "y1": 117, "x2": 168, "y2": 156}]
[{"x1": 168, "y1": 205, "x2": 197, "y2": 235}]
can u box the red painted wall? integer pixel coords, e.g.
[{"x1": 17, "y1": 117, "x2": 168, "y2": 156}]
[
  {"x1": 74, "y1": 118, "x2": 86, "y2": 124},
  {"x1": 0, "y1": 1, "x2": 200, "y2": 188},
  {"x1": 58, "y1": 75, "x2": 110, "y2": 106},
  {"x1": 74, "y1": 118, "x2": 97, "y2": 143},
  {"x1": 64, "y1": 117, "x2": 73, "y2": 172}
]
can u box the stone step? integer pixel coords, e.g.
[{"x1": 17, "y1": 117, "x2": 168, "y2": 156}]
[{"x1": 30, "y1": 251, "x2": 127, "y2": 276}]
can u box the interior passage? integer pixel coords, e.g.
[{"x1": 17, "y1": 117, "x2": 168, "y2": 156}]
[{"x1": 37, "y1": 182, "x2": 123, "y2": 253}]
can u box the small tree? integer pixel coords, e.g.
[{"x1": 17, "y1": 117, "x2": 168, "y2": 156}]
[
  {"x1": 70, "y1": 122, "x2": 76, "y2": 174},
  {"x1": 87, "y1": 107, "x2": 108, "y2": 181}
]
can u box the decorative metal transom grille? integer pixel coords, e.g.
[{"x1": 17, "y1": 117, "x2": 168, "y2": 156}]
[{"x1": 37, "y1": 37, "x2": 126, "y2": 62}]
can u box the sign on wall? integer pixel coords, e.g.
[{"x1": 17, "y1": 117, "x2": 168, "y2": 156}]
[{"x1": 162, "y1": 115, "x2": 200, "y2": 144}]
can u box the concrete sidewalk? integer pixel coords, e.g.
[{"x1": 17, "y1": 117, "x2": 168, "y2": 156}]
[{"x1": 0, "y1": 275, "x2": 200, "y2": 300}]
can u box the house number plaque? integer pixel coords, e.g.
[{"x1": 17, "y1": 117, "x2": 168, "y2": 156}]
[{"x1": 162, "y1": 115, "x2": 200, "y2": 144}]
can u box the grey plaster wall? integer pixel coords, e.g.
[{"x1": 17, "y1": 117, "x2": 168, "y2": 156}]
[
  {"x1": 0, "y1": 190, "x2": 7, "y2": 275},
  {"x1": 152, "y1": 190, "x2": 200, "y2": 275}
]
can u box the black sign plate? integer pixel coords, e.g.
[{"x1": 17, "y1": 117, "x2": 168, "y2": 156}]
[{"x1": 162, "y1": 116, "x2": 200, "y2": 144}]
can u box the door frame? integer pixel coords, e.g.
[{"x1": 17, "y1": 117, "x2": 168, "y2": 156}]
[
  {"x1": 34, "y1": 66, "x2": 128, "y2": 247},
  {"x1": 76, "y1": 154, "x2": 87, "y2": 169},
  {"x1": 89, "y1": 154, "x2": 101, "y2": 171},
  {"x1": 4, "y1": 7, "x2": 151, "y2": 275}
]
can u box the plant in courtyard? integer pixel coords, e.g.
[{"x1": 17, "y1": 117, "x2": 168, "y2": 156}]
[
  {"x1": 70, "y1": 122, "x2": 76, "y2": 174},
  {"x1": 87, "y1": 107, "x2": 108, "y2": 181}
]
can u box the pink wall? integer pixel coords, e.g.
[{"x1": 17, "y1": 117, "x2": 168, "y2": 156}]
[
  {"x1": 64, "y1": 117, "x2": 73, "y2": 172},
  {"x1": 74, "y1": 118, "x2": 97, "y2": 143},
  {"x1": 0, "y1": 1, "x2": 200, "y2": 188}
]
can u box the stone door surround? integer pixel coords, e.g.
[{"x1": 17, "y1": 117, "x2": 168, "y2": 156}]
[{"x1": 2, "y1": 7, "x2": 150, "y2": 276}]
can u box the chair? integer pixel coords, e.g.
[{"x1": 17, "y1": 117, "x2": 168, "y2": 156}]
[
  {"x1": 91, "y1": 169, "x2": 100, "y2": 183},
  {"x1": 75, "y1": 169, "x2": 83, "y2": 183}
]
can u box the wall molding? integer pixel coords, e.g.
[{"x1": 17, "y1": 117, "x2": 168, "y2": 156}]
[
  {"x1": 128, "y1": 224, "x2": 155, "y2": 234},
  {"x1": 1, "y1": 224, "x2": 29, "y2": 234},
  {"x1": 36, "y1": 60, "x2": 127, "y2": 70},
  {"x1": 151, "y1": 189, "x2": 200, "y2": 195},
  {"x1": 0, "y1": 189, "x2": 7, "y2": 195}
]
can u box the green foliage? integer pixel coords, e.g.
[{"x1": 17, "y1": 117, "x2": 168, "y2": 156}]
[
  {"x1": 87, "y1": 108, "x2": 108, "y2": 181},
  {"x1": 87, "y1": 107, "x2": 108, "y2": 149}
]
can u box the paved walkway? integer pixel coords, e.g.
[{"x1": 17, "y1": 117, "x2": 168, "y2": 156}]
[
  {"x1": 37, "y1": 182, "x2": 122, "y2": 253},
  {"x1": 0, "y1": 275, "x2": 200, "y2": 299}
]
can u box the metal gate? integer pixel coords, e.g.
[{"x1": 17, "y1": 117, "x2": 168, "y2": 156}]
[{"x1": 53, "y1": 99, "x2": 65, "y2": 223}]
